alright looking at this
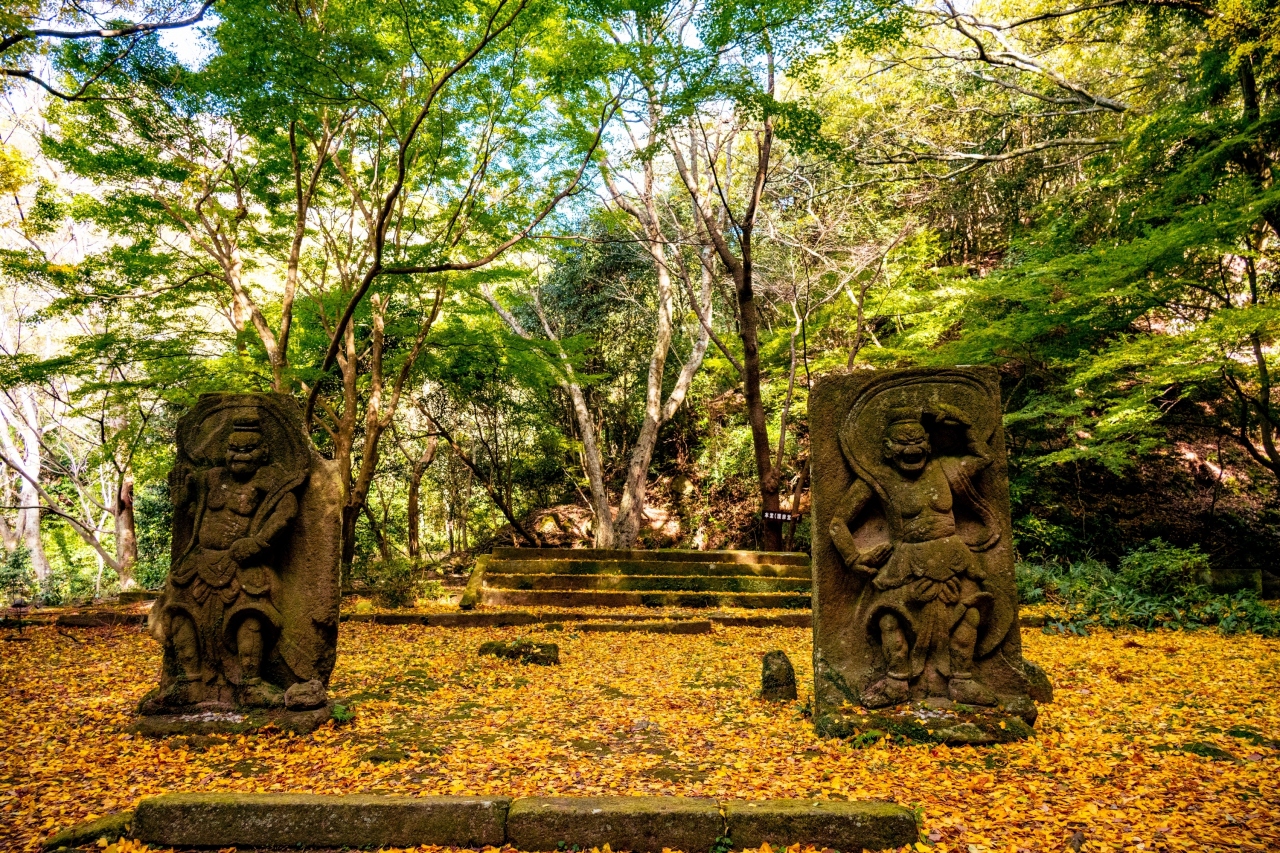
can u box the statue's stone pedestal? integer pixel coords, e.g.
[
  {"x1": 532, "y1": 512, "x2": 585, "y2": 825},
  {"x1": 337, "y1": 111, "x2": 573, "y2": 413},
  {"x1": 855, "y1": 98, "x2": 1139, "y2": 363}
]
[
  {"x1": 815, "y1": 698, "x2": 1036, "y2": 746},
  {"x1": 130, "y1": 702, "x2": 334, "y2": 737}
]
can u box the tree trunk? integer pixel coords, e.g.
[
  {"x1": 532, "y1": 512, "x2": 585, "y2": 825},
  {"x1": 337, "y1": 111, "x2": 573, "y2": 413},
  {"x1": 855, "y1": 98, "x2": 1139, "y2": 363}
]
[
  {"x1": 18, "y1": 478, "x2": 50, "y2": 579},
  {"x1": 0, "y1": 512, "x2": 16, "y2": 553},
  {"x1": 738, "y1": 285, "x2": 784, "y2": 550},
  {"x1": 114, "y1": 471, "x2": 138, "y2": 589},
  {"x1": 612, "y1": 238, "x2": 676, "y2": 547},
  {"x1": 407, "y1": 437, "x2": 438, "y2": 560},
  {"x1": 11, "y1": 393, "x2": 51, "y2": 579}
]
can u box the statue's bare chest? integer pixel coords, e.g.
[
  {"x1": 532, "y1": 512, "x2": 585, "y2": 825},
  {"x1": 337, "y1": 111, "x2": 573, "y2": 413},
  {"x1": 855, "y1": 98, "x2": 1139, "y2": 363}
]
[
  {"x1": 207, "y1": 478, "x2": 262, "y2": 517},
  {"x1": 882, "y1": 464, "x2": 952, "y2": 519}
]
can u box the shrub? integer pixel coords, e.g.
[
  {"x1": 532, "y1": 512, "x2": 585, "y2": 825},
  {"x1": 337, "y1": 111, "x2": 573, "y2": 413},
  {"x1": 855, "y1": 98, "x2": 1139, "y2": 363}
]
[
  {"x1": 1015, "y1": 539, "x2": 1279, "y2": 637},
  {"x1": 357, "y1": 558, "x2": 436, "y2": 609},
  {"x1": 0, "y1": 545, "x2": 35, "y2": 605},
  {"x1": 1115, "y1": 539, "x2": 1208, "y2": 596}
]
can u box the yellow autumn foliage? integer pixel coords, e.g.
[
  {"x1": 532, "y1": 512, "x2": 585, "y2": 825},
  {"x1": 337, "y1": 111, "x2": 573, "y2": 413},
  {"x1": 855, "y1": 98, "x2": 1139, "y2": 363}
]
[{"x1": 0, "y1": 622, "x2": 1276, "y2": 852}]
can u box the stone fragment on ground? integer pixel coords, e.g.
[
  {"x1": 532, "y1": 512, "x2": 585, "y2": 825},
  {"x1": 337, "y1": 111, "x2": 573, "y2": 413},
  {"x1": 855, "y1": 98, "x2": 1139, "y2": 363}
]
[
  {"x1": 1024, "y1": 659, "x2": 1054, "y2": 703},
  {"x1": 761, "y1": 649, "x2": 798, "y2": 701},
  {"x1": 284, "y1": 678, "x2": 327, "y2": 710}
]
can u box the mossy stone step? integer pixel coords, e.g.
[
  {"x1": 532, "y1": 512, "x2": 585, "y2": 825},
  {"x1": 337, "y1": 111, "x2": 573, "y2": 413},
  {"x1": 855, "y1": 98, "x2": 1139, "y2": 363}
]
[
  {"x1": 491, "y1": 547, "x2": 809, "y2": 566},
  {"x1": 485, "y1": 573, "x2": 811, "y2": 593},
  {"x1": 486, "y1": 559, "x2": 811, "y2": 578},
  {"x1": 479, "y1": 588, "x2": 812, "y2": 609}
]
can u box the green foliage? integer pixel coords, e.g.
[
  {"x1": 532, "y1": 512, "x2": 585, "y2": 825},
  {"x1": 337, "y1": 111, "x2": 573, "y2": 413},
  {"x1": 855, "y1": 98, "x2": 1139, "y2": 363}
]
[
  {"x1": 1116, "y1": 540, "x2": 1210, "y2": 596},
  {"x1": 134, "y1": 482, "x2": 173, "y2": 590},
  {"x1": 1017, "y1": 540, "x2": 1280, "y2": 636},
  {"x1": 354, "y1": 559, "x2": 446, "y2": 609},
  {"x1": 0, "y1": 545, "x2": 34, "y2": 605}
]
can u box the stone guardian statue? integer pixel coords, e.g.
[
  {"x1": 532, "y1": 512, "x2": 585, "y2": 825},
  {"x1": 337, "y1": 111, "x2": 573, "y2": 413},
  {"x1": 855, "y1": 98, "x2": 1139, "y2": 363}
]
[
  {"x1": 811, "y1": 368, "x2": 1040, "y2": 742},
  {"x1": 138, "y1": 393, "x2": 342, "y2": 732}
]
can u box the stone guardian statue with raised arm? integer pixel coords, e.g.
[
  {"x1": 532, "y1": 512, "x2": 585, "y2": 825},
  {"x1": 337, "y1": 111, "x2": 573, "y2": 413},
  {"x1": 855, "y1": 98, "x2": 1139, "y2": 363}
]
[{"x1": 810, "y1": 369, "x2": 1045, "y2": 744}]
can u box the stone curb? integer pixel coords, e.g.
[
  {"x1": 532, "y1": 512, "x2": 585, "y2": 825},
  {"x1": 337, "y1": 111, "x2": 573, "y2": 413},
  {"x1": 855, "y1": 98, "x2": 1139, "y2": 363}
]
[
  {"x1": 338, "y1": 611, "x2": 814, "y2": 630},
  {"x1": 576, "y1": 620, "x2": 713, "y2": 634},
  {"x1": 725, "y1": 799, "x2": 919, "y2": 851},
  {"x1": 710, "y1": 614, "x2": 811, "y2": 628},
  {"x1": 508, "y1": 796, "x2": 723, "y2": 853},
  {"x1": 131, "y1": 793, "x2": 509, "y2": 849},
  {"x1": 49, "y1": 794, "x2": 918, "y2": 852}
]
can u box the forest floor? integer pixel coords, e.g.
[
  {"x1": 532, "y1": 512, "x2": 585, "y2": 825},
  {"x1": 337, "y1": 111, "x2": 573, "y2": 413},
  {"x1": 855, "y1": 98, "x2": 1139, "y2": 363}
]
[{"x1": 1, "y1": 621, "x2": 1277, "y2": 852}]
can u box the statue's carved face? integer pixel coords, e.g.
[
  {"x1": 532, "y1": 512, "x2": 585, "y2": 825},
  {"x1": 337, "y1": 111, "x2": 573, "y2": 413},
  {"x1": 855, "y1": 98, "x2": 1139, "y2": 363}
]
[
  {"x1": 227, "y1": 431, "x2": 268, "y2": 479},
  {"x1": 883, "y1": 421, "x2": 930, "y2": 474}
]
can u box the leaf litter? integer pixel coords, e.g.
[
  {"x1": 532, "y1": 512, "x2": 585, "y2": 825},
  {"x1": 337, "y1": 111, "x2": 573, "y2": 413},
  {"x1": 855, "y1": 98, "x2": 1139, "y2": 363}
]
[{"x1": 1, "y1": 622, "x2": 1277, "y2": 851}]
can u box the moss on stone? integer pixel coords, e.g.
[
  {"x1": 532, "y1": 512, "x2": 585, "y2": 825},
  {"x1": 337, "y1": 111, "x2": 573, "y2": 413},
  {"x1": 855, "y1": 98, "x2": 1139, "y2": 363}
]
[
  {"x1": 818, "y1": 703, "x2": 1035, "y2": 746},
  {"x1": 43, "y1": 811, "x2": 132, "y2": 850},
  {"x1": 478, "y1": 639, "x2": 560, "y2": 666}
]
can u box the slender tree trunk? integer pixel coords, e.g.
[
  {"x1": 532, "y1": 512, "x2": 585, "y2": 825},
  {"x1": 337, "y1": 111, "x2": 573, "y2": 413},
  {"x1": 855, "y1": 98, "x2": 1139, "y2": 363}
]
[
  {"x1": 10, "y1": 391, "x2": 51, "y2": 579},
  {"x1": 667, "y1": 88, "x2": 782, "y2": 549},
  {"x1": 738, "y1": 284, "x2": 784, "y2": 549},
  {"x1": 407, "y1": 436, "x2": 438, "y2": 560},
  {"x1": 613, "y1": 238, "x2": 676, "y2": 546},
  {"x1": 114, "y1": 471, "x2": 138, "y2": 589},
  {"x1": 0, "y1": 513, "x2": 16, "y2": 553},
  {"x1": 18, "y1": 477, "x2": 49, "y2": 579},
  {"x1": 481, "y1": 284, "x2": 614, "y2": 545}
]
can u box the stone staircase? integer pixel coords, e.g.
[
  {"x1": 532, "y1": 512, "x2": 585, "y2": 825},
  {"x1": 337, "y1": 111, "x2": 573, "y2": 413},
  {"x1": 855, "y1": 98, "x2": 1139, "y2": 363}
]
[{"x1": 476, "y1": 547, "x2": 812, "y2": 609}]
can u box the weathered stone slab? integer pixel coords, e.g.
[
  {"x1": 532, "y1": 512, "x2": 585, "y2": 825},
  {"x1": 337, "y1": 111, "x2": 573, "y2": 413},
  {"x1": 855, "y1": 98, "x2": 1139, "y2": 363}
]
[
  {"x1": 43, "y1": 811, "x2": 132, "y2": 849},
  {"x1": 576, "y1": 620, "x2": 712, "y2": 634},
  {"x1": 343, "y1": 612, "x2": 428, "y2": 625},
  {"x1": 129, "y1": 703, "x2": 334, "y2": 737},
  {"x1": 724, "y1": 799, "x2": 917, "y2": 851},
  {"x1": 711, "y1": 613, "x2": 811, "y2": 628},
  {"x1": 56, "y1": 611, "x2": 146, "y2": 628},
  {"x1": 492, "y1": 547, "x2": 809, "y2": 566},
  {"x1": 487, "y1": 559, "x2": 811, "y2": 578},
  {"x1": 429, "y1": 610, "x2": 541, "y2": 628},
  {"x1": 811, "y1": 369, "x2": 1038, "y2": 738},
  {"x1": 482, "y1": 589, "x2": 811, "y2": 609},
  {"x1": 118, "y1": 590, "x2": 158, "y2": 604},
  {"x1": 132, "y1": 793, "x2": 509, "y2": 849},
  {"x1": 506, "y1": 796, "x2": 722, "y2": 853}
]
